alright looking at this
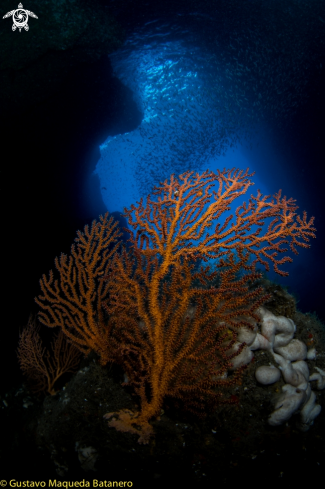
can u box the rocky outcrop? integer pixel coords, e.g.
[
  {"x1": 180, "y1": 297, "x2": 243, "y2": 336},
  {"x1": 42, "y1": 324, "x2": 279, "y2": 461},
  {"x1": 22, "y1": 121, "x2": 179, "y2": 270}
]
[{"x1": 0, "y1": 0, "x2": 124, "y2": 121}]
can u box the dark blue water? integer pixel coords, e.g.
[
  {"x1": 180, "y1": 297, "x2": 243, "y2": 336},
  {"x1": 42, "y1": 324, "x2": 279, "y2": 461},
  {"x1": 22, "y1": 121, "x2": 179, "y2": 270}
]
[
  {"x1": 2, "y1": 1, "x2": 325, "y2": 481},
  {"x1": 92, "y1": 10, "x2": 325, "y2": 320}
]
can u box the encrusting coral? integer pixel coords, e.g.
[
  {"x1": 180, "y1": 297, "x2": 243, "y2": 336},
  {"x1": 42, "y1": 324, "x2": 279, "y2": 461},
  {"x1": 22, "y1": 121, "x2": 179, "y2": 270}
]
[{"x1": 34, "y1": 168, "x2": 316, "y2": 443}]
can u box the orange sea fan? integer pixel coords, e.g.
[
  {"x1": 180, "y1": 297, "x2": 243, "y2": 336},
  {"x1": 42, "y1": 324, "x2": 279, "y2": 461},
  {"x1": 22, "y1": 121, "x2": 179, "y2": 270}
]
[{"x1": 102, "y1": 168, "x2": 316, "y2": 443}]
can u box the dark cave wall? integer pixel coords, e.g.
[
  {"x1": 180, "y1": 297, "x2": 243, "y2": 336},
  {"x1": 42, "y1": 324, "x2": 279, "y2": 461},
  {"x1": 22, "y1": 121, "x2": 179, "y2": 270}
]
[
  {"x1": 1, "y1": 2, "x2": 141, "y2": 391},
  {"x1": 0, "y1": 0, "x2": 124, "y2": 119}
]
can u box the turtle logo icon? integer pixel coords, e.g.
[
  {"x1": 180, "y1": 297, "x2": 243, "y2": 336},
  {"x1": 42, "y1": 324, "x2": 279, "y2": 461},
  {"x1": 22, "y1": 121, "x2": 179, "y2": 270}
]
[{"x1": 3, "y1": 3, "x2": 38, "y2": 32}]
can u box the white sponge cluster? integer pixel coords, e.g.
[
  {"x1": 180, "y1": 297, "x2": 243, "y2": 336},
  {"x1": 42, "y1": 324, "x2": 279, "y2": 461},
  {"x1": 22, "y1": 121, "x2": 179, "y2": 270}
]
[{"x1": 226, "y1": 307, "x2": 325, "y2": 431}]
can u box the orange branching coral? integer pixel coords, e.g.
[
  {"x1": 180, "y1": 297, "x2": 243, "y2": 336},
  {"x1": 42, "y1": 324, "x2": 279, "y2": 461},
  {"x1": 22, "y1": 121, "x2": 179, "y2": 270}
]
[
  {"x1": 124, "y1": 168, "x2": 316, "y2": 277},
  {"x1": 102, "y1": 168, "x2": 316, "y2": 443},
  {"x1": 35, "y1": 213, "x2": 122, "y2": 365},
  {"x1": 103, "y1": 248, "x2": 270, "y2": 443},
  {"x1": 17, "y1": 315, "x2": 81, "y2": 395}
]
